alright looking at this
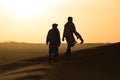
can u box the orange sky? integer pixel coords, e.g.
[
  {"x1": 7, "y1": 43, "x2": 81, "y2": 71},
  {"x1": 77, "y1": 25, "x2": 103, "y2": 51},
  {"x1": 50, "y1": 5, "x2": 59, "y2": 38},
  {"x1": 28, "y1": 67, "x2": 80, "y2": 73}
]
[{"x1": 0, "y1": 0, "x2": 120, "y2": 43}]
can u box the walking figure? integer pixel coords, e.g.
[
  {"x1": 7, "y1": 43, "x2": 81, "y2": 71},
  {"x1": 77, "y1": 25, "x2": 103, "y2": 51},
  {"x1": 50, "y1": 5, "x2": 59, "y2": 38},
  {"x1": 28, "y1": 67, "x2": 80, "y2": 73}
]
[
  {"x1": 62, "y1": 17, "x2": 84, "y2": 56},
  {"x1": 46, "y1": 23, "x2": 61, "y2": 63}
]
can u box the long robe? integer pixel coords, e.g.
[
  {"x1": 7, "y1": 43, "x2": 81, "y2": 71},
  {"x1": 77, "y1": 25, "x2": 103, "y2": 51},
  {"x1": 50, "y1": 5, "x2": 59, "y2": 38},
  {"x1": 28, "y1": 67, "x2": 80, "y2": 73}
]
[
  {"x1": 46, "y1": 28, "x2": 61, "y2": 54},
  {"x1": 63, "y1": 22, "x2": 76, "y2": 47}
]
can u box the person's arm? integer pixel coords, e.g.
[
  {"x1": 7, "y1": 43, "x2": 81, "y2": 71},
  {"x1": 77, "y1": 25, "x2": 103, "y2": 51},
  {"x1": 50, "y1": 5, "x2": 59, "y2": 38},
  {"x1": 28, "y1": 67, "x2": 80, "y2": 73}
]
[
  {"x1": 79, "y1": 34, "x2": 84, "y2": 44},
  {"x1": 72, "y1": 23, "x2": 84, "y2": 44},
  {"x1": 72, "y1": 23, "x2": 77, "y2": 33},
  {"x1": 62, "y1": 26, "x2": 65, "y2": 41},
  {"x1": 46, "y1": 30, "x2": 50, "y2": 45},
  {"x1": 58, "y1": 30, "x2": 61, "y2": 46},
  {"x1": 72, "y1": 23, "x2": 80, "y2": 39}
]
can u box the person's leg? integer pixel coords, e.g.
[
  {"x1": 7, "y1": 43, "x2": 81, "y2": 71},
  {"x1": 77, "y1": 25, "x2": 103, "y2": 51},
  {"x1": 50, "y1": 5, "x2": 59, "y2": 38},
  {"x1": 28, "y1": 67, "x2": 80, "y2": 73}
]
[
  {"x1": 53, "y1": 54, "x2": 56, "y2": 62},
  {"x1": 53, "y1": 46, "x2": 59, "y2": 62},
  {"x1": 65, "y1": 45, "x2": 71, "y2": 56},
  {"x1": 49, "y1": 54, "x2": 52, "y2": 63},
  {"x1": 65, "y1": 37, "x2": 72, "y2": 56},
  {"x1": 68, "y1": 46, "x2": 71, "y2": 56},
  {"x1": 49, "y1": 45, "x2": 52, "y2": 63}
]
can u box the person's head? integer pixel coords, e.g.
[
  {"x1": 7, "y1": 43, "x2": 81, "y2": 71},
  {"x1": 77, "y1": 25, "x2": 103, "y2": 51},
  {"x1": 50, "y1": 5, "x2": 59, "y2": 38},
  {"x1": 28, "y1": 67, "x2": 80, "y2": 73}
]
[
  {"x1": 52, "y1": 23, "x2": 58, "y2": 29},
  {"x1": 68, "y1": 16, "x2": 73, "y2": 22}
]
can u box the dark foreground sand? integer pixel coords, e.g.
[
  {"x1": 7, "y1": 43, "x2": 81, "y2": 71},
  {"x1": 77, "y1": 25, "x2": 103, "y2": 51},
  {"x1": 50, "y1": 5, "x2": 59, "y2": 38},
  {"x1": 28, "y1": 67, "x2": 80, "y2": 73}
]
[{"x1": 0, "y1": 42, "x2": 120, "y2": 80}]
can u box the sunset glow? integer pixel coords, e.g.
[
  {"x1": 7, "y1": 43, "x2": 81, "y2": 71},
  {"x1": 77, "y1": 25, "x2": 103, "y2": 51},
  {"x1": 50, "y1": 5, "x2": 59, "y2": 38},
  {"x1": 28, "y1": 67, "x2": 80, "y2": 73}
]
[
  {"x1": 0, "y1": 0, "x2": 120, "y2": 43},
  {"x1": 0, "y1": 0, "x2": 60, "y2": 19}
]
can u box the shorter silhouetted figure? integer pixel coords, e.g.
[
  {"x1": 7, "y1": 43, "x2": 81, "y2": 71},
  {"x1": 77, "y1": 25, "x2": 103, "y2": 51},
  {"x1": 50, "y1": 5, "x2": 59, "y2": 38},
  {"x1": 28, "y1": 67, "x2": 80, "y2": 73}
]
[
  {"x1": 62, "y1": 17, "x2": 84, "y2": 56},
  {"x1": 46, "y1": 23, "x2": 61, "y2": 63}
]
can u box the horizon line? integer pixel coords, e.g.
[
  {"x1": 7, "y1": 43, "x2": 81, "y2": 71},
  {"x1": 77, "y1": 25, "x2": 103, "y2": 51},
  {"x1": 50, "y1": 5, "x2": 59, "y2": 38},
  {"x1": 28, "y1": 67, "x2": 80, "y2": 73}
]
[{"x1": 0, "y1": 41, "x2": 114, "y2": 44}]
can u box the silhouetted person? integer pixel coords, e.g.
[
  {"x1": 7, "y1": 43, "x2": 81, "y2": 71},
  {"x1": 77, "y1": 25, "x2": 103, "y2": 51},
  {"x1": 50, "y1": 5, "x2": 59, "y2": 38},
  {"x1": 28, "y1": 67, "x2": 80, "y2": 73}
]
[
  {"x1": 62, "y1": 17, "x2": 84, "y2": 56},
  {"x1": 46, "y1": 23, "x2": 61, "y2": 63}
]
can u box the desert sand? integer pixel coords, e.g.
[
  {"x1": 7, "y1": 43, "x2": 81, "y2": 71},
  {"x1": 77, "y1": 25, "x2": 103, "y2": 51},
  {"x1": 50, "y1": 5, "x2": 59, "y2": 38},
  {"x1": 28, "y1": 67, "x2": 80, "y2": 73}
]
[{"x1": 0, "y1": 42, "x2": 120, "y2": 80}]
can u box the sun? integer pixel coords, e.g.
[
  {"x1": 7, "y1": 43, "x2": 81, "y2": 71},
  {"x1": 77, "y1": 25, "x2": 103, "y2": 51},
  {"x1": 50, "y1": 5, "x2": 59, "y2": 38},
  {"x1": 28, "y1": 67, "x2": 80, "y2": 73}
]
[{"x1": 1, "y1": 0, "x2": 60, "y2": 19}]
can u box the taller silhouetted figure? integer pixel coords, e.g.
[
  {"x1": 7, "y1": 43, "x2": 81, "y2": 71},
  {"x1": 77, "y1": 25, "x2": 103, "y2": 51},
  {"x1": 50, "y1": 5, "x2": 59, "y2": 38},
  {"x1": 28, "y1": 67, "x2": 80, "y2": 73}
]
[
  {"x1": 46, "y1": 23, "x2": 61, "y2": 63},
  {"x1": 62, "y1": 17, "x2": 84, "y2": 56}
]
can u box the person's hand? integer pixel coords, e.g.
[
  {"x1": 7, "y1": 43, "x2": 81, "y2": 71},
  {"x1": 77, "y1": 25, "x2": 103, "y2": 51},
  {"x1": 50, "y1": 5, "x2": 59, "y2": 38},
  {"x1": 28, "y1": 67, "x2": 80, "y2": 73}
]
[
  {"x1": 58, "y1": 44, "x2": 60, "y2": 47},
  {"x1": 80, "y1": 40, "x2": 84, "y2": 44},
  {"x1": 46, "y1": 41, "x2": 48, "y2": 45},
  {"x1": 77, "y1": 36, "x2": 79, "y2": 39},
  {"x1": 62, "y1": 38, "x2": 64, "y2": 41}
]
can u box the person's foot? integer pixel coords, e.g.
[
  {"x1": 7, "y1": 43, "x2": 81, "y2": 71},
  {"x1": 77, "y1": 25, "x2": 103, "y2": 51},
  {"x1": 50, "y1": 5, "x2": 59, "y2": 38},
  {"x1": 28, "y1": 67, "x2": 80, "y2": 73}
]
[
  {"x1": 64, "y1": 53, "x2": 71, "y2": 57},
  {"x1": 53, "y1": 59, "x2": 57, "y2": 63},
  {"x1": 48, "y1": 60, "x2": 52, "y2": 64},
  {"x1": 67, "y1": 54, "x2": 71, "y2": 57}
]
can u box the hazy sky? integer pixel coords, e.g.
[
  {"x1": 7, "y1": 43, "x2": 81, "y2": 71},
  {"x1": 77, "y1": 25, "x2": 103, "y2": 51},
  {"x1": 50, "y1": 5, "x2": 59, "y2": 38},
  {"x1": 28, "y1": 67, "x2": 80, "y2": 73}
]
[{"x1": 0, "y1": 0, "x2": 120, "y2": 43}]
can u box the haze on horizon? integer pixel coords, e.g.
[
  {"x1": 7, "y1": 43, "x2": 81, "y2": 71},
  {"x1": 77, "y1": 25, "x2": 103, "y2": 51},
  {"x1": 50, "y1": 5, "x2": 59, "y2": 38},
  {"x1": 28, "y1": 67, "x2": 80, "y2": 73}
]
[{"x1": 0, "y1": 0, "x2": 120, "y2": 43}]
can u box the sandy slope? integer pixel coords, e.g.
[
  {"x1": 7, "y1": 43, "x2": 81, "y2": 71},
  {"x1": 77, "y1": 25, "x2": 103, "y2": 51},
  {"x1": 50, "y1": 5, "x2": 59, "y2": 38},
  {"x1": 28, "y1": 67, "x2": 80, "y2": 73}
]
[
  {"x1": 47, "y1": 42, "x2": 120, "y2": 80},
  {"x1": 0, "y1": 42, "x2": 119, "y2": 80},
  {"x1": 0, "y1": 60, "x2": 52, "y2": 80},
  {"x1": 0, "y1": 43, "x2": 106, "y2": 65}
]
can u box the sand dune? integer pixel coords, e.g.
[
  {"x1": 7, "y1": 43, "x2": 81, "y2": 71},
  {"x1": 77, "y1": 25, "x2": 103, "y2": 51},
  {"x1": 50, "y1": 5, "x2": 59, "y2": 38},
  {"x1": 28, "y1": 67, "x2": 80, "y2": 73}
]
[
  {"x1": 47, "y1": 42, "x2": 120, "y2": 80},
  {"x1": 0, "y1": 42, "x2": 119, "y2": 80},
  {"x1": 0, "y1": 43, "x2": 106, "y2": 65},
  {"x1": 0, "y1": 59, "x2": 52, "y2": 80}
]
